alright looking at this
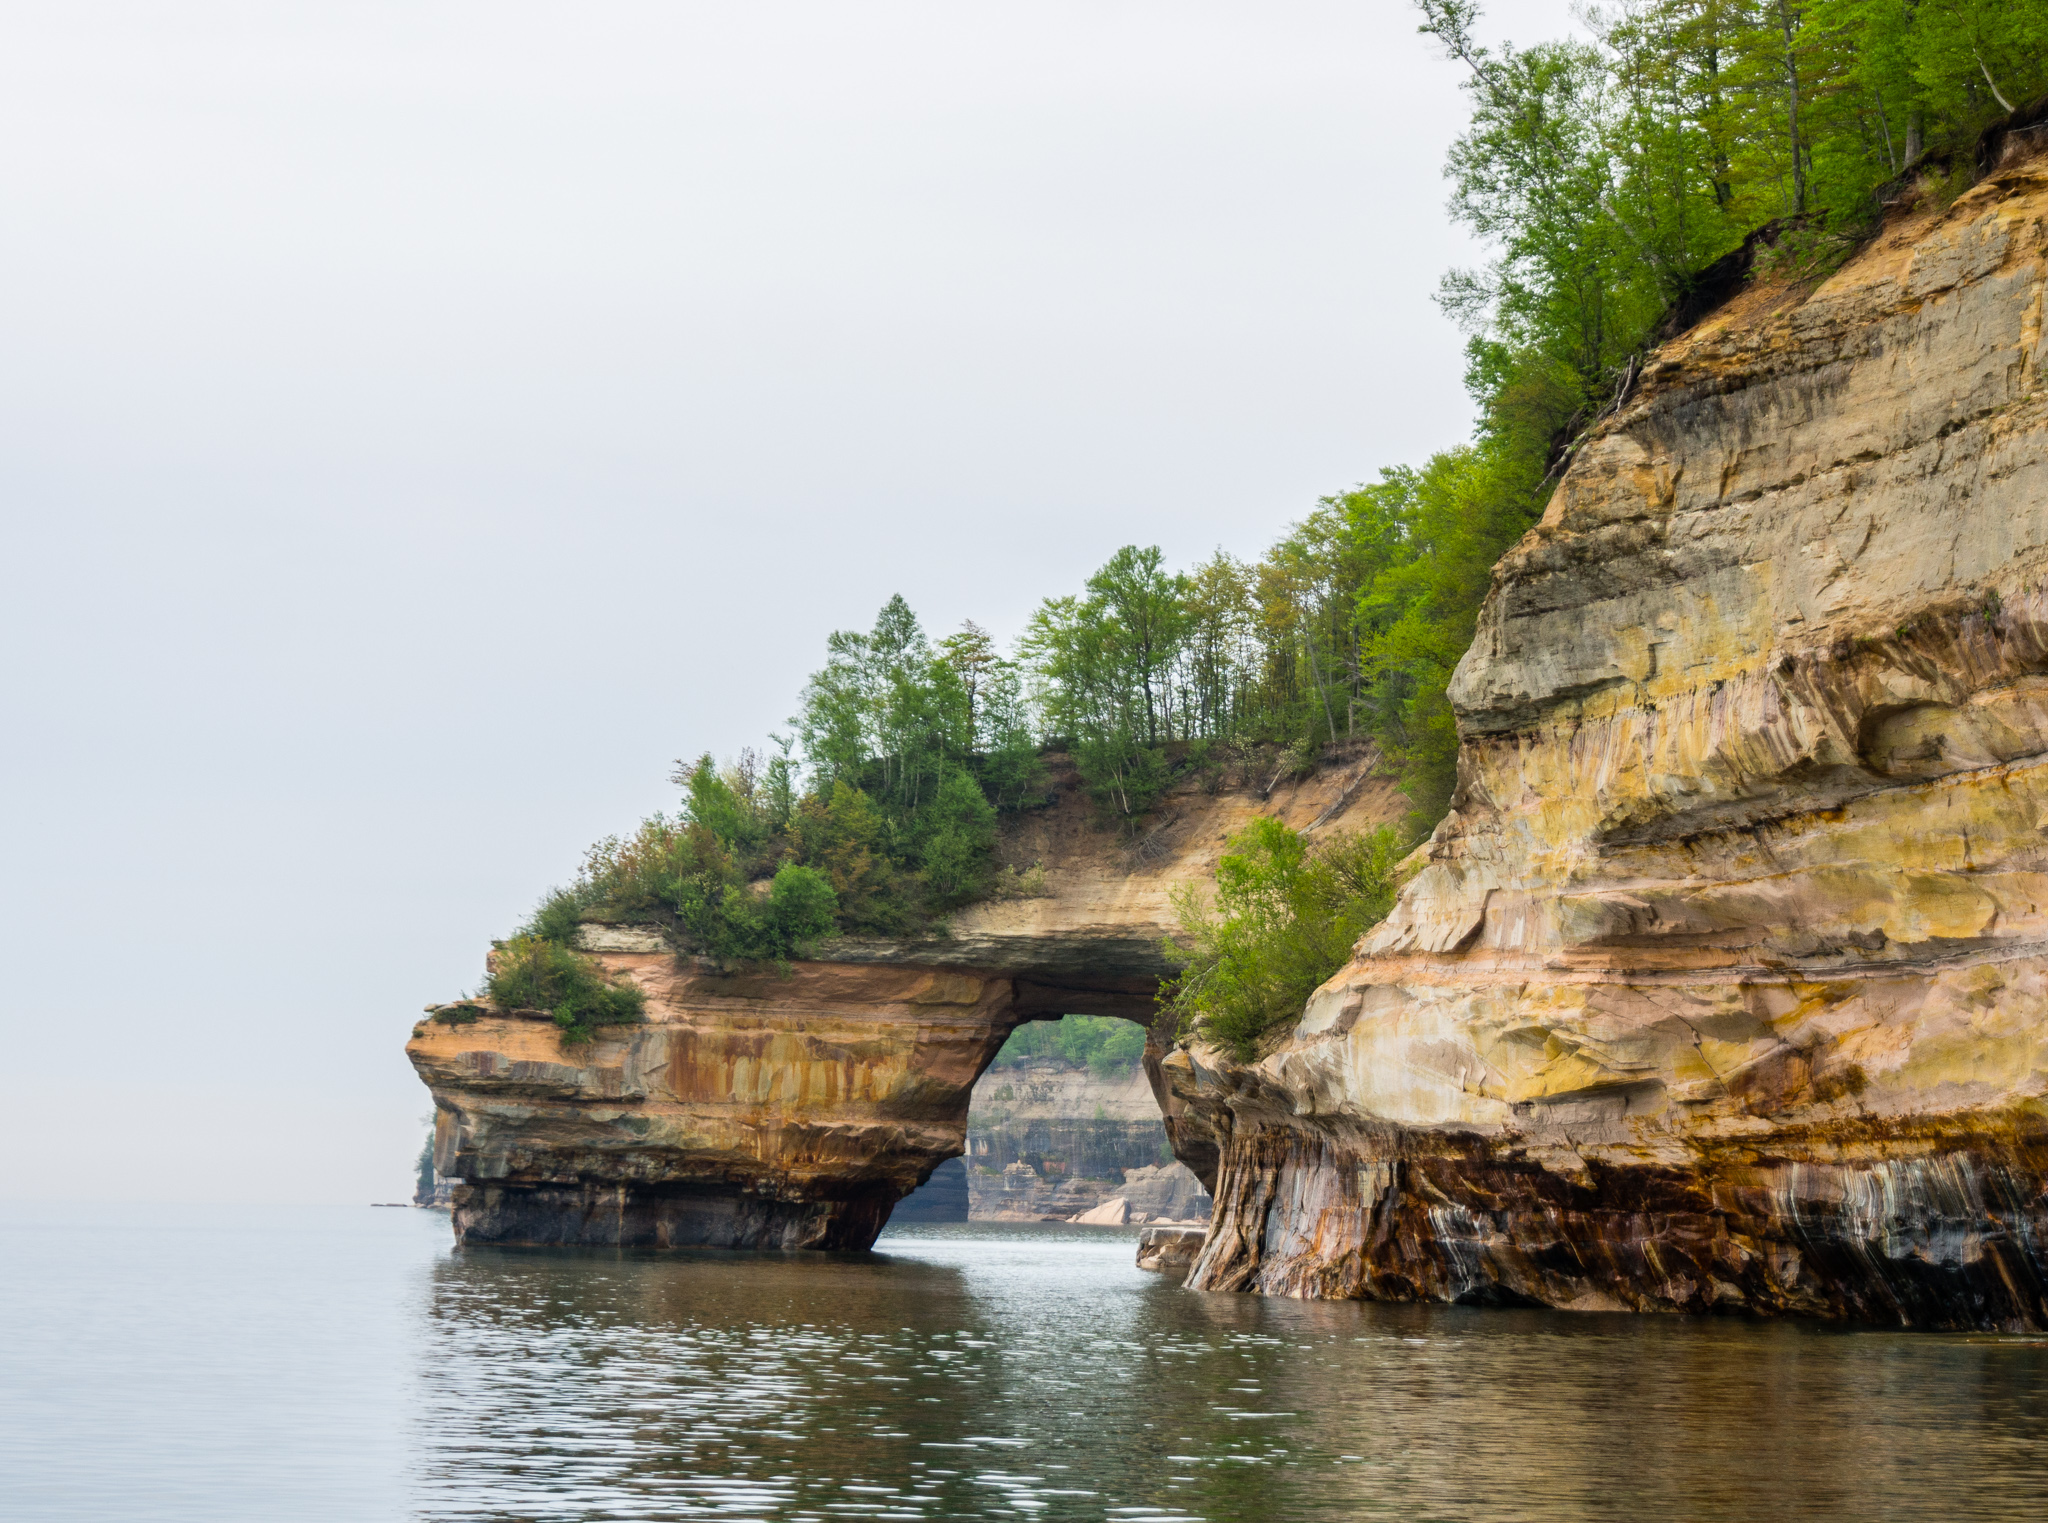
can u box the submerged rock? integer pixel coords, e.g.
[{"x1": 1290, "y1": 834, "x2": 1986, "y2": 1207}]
[
  {"x1": 1137, "y1": 1226, "x2": 1207, "y2": 1277},
  {"x1": 1172, "y1": 148, "x2": 2048, "y2": 1329}
]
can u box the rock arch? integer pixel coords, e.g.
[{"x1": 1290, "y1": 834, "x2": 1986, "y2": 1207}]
[{"x1": 407, "y1": 750, "x2": 1400, "y2": 1249}]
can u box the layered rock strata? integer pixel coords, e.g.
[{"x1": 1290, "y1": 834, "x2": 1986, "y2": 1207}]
[
  {"x1": 1177, "y1": 151, "x2": 2048, "y2": 1328},
  {"x1": 410, "y1": 948, "x2": 1145, "y2": 1250},
  {"x1": 408, "y1": 751, "x2": 1396, "y2": 1249}
]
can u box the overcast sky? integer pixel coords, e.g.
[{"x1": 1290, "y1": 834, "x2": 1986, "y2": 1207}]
[{"x1": 0, "y1": 0, "x2": 1578, "y2": 1203}]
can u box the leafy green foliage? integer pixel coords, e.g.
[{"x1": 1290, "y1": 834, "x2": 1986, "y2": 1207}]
[
  {"x1": 510, "y1": 596, "x2": 1045, "y2": 961},
  {"x1": 993, "y1": 1014, "x2": 1150, "y2": 1078},
  {"x1": 1160, "y1": 818, "x2": 1405, "y2": 1060},
  {"x1": 524, "y1": 886, "x2": 596, "y2": 945},
  {"x1": 484, "y1": 934, "x2": 647, "y2": 1043},
  {"x1": 679, "y1": 863, "x2": 842, "y2": 963},
  {"x1": 518, "y1": 809, "x2": 842, "y2": 963},
  {"x1": 1021, "y1": 443, "x2": 1547, "y2": 833},
  {"x1": 784, "y1": 595, "x2": 1040, "y2": 920},
  {"x1": 784, "y1": 780, "x2": 903, "y2": 932},
  {"x1": 917, "y1": 770, "x2": 1000, "y2": 904},
  {"x1": 1421, "y1": 0, "x2": 2048, "y2": 437},
  {"x1": 1344, "y1": 439, "x2": 1553, "y2": 823},
  {"x1": 1021, "y1": 546, "x2": 1197, "y2": 824}
]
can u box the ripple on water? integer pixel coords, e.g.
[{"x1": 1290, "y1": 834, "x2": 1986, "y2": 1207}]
[
  {"x1": 5, "y1": 1208, "x2": 2042, "y2": 1522},
  {"x1": 392, "y1": 1223, "x2": 2048, "y2": 1521}
]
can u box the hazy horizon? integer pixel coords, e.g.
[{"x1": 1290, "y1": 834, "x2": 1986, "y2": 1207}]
[{"x1": 1, "y1": 0, "x2": 1578, "y2": 1203}]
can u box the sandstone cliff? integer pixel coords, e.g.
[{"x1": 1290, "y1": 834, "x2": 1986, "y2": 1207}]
[
  {"x1": 407, "y1": 750, "x2": 1396, "y2": 1249},
  {"x1": 1173, "y1": 144, "x2": 2048, "y2": 1328}
]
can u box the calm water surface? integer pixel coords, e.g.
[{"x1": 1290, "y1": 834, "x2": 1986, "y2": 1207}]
[{"x1": 5, "y1": 1203, "x2": 2046, "y2": 1520}]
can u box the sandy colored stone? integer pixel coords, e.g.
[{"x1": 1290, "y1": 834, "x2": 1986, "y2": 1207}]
[{"x1": 1070, "y1": 1196, "x2": 1130, "y2": 1225}]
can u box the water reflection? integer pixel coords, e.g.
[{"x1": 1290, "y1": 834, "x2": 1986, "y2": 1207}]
[{"x1": 411, "y1": 1221, "x2": 2048, "y2": 1522}]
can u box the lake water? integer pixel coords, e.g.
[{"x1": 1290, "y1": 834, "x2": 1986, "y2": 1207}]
[{"x1": 5, "y1": 1204, "x2": 2047, "y2": 1521}]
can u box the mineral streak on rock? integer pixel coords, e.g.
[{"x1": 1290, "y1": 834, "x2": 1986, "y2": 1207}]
[
  {"x1": 407, "y1": 752, "x2": 1399, "y2": 1250},
  {"x1": 1175, "y1": 150, "x2": 2048, "y2": 1328}
]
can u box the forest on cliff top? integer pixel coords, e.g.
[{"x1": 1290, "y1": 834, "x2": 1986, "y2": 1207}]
[{"x1": 481, "y1": 0, "x2": 2046, "y2": 1043}]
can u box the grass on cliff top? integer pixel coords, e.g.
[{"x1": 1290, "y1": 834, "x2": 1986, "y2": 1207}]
[
  {"x1": 484, "y1": 934, "x2": 646, "y2": 1044},
  {"x1": 1160, "y1": 816, "x2": 1405, "y2": 1062}
]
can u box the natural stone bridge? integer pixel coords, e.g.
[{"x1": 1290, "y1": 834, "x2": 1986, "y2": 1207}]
[{"x1": 406, "y1": 754, "x2": 1400, "y2": 1249}]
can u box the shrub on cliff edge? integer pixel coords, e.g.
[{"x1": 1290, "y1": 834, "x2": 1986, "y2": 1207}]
[
  {"x1": 485, "y1": 934, "x2": 647, "y2": 1044},
  {"x1": 1159, "y1": 817, "x2": 1404, "y2": 1061},
  {"x1": 519, "y1": 822, "x2": 842, "y2": 967}
]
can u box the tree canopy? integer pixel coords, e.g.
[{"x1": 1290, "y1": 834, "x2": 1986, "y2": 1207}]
[{"x1": 498, "y1": 0, "x2": 2043, "y2": 987}]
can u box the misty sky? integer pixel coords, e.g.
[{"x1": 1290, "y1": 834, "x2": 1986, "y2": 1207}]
[{"x1": 0, "y1": 1, "x2": 1578, "y2": 1202}]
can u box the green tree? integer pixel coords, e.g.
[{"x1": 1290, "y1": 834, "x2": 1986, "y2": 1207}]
[
  {"x1": 1179, "y1": 552, "x2": 1261, "y2": 740},
  {"x1": 1086, "y1": 545, "x2": 1193, "y2": 746},
  {"x1": 1160, "y1": 819, "x2": 1405, "y2": 1059},
  {"x1": 915, "y1": 769, "x2": 999, "y2": 906},
  {"x1": 1022, "y1": 546, "x2": 1196, "y2": 824},
  {"x1": 787, "y1": 780, "x2": 902, "y2": 932},
  {"x1": 676, "y1": 751, "x2": 773, "y2": 858},
  {"x1": 684, "y1": 862, "x2": 840, "y2": 963},
  {"x1": 936, "y1": 620, "x2": 999, "y2": 737},
  {"x1": 992, "y1": 1014, "x2": 1150, "y2": 1076}
]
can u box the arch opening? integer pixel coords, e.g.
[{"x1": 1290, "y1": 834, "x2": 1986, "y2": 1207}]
[{"x1": 892, "y1": 1011, "x2": 1214, "y2": 1226}]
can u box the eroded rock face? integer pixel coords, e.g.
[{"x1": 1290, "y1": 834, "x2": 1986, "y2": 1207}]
[
  {"x1": 407, "y1": 751, "x2": 1396, "y2": 1249},
  {"x1": 1176, "y1": 154, "x2": 2048, "y2": 1328},
  {"x1": 411, "y1": 957, "x2": 1025, "y2": 1249}
]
